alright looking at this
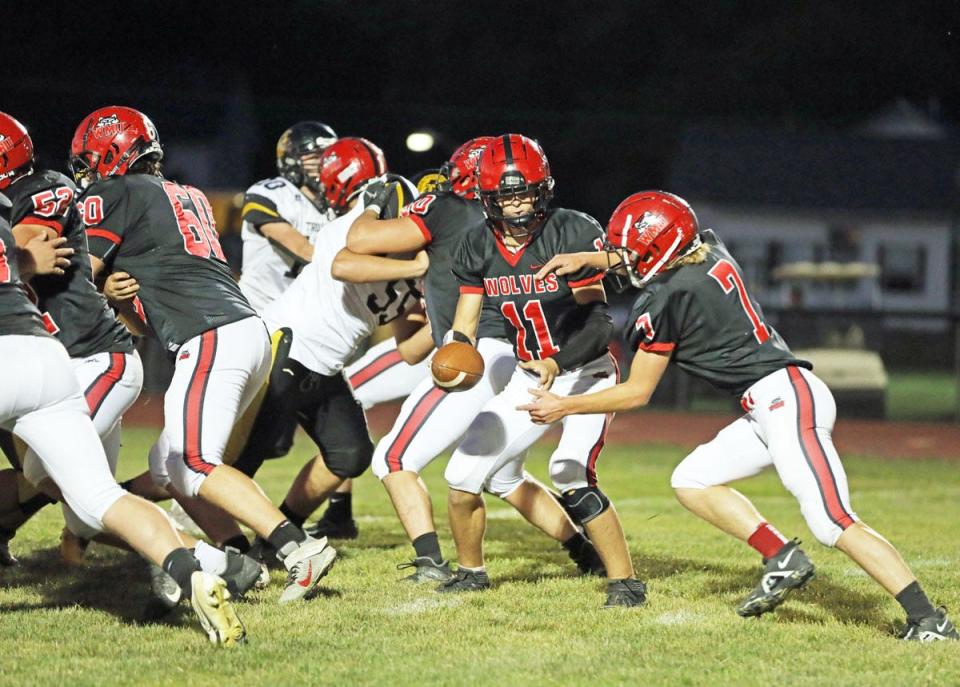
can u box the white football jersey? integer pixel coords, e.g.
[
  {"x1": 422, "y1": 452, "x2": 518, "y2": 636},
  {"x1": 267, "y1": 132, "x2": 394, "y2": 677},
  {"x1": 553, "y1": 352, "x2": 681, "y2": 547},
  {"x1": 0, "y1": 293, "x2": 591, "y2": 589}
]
[
  {"x1": 238, "y1": 176, "x2": 331, "y2": 313},
  {"x1": 262, "y1": 201, "x2": 422, "y2": 376}
]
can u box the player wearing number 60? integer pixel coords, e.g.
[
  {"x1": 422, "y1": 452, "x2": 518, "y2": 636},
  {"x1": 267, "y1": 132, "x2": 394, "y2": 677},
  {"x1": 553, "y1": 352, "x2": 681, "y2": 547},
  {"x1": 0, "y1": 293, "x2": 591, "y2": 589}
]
[
  {"x1": 71, "y1": 106, "x2": 337, "y2": 606},
  {"x1": 521, "y1": 190, "x2": 958, "y2": 640}
]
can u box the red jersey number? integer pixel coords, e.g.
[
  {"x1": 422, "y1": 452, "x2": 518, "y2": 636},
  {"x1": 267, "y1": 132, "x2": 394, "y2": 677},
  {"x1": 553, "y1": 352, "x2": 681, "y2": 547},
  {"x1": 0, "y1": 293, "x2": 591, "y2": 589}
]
[
  {"x1": 161, "y1": 182, "x2": 226, "y2": 261},
  {"x1": 0, "y1": 238, "x2": 10, "y2": 283},
  {"x1": 707, "y1": 259, "x2": 770, "y2": 344},
  {"x1": 501, "y1": 299, "x2": 560, "y2": 361},
  {"x1": 31, "y1": 187, "x2": 75, "y2": 218}
]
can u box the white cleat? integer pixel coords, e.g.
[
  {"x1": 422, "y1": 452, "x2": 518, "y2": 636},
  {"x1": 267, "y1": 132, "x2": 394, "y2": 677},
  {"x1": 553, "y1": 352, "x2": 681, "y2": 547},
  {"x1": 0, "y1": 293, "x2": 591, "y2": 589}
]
[
  {"x1": 190, "y1": 571, "x2": 246, "y2": 647},
  {"x1": 278, "y1": 537, "x2": 337, "y2": 604}
]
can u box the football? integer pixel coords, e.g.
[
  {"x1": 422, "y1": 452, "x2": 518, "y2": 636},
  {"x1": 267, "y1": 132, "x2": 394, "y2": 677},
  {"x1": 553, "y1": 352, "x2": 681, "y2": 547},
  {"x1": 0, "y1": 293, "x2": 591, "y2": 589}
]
[{"x1": 431, "y1": 342, "x2": 485, "y2": 391}]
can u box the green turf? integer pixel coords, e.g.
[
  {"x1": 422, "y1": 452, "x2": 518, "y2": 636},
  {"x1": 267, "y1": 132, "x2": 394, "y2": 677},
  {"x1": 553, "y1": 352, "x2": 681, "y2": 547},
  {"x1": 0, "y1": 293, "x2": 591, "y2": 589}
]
[{"x1": 1, "y1": 428, "x2": 958, "y2": 686}]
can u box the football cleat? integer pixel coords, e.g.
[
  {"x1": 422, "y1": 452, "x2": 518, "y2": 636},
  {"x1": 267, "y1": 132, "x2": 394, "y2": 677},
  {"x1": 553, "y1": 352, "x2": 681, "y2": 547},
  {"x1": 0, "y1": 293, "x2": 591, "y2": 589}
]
[
  {"x1": 604, "y1": 578, "x2": 648, "y2": 608},
  {"x1": 737, "y1": 539, "x2": 815, "y2": 618},
  {"x1": 0, "y1": 532, "x2": 19, "y2": 567},
  {"x1": 305, "y1": 512, "x2": 359, "y2": 540},
  {"x1": 278, "y1": 537, "x2": 337, "y2": 604},
  {"x1": 59, "y1": 527, "x2": 89, "y2": 567},
  {"x1": 143, "y1": 563, "x2": 183, "y2": 620},
  {"x1": 570, "y1": 539, "x2": 607, "y2": 577},
  {"x1": 247, "y1": 536, "x2": 283, "y2": 570},
  {"x1": 397, "y1": 556, "x2": 453, "y2": 583},
  {"x1": 221, "y1": 547, "x2": 265, "y2": 598},
  {"x1": 437, "y1": 568, "x2": 491, "y2": 593},
  {"x1": 190, "y1": 571, "x2": 246, "y2": 647},
  {"x1": 899, "y1": 607, "x2": 960, "y2": 642}
]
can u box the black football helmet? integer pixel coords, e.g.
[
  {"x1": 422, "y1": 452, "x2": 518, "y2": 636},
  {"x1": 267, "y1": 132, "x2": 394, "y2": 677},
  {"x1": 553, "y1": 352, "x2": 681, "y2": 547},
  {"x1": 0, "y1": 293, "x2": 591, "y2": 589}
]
[{"x1": 276, "y1": 121, "x2": 337, "y2": 190}]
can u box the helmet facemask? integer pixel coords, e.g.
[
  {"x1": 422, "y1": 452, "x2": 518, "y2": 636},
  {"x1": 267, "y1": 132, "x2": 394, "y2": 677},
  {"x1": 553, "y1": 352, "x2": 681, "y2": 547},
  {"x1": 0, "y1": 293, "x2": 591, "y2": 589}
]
[{"x1": 480, "y1": 176, "x2": 554, "y2": 239}]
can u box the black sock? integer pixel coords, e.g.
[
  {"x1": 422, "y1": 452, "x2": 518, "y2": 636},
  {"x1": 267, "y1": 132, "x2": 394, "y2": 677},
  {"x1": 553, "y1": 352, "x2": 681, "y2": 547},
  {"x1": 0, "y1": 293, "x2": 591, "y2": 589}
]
[
  {"x1": 162, "y1": 548, "x2": 201, "y2": 599},
  {"x1": 412, "y1": 532, "x2": 443, "y2": 564},
  {"x1": 896, "y1": 581, "x2": 937, "y2": 622},
  {"x1": 562, "y1": 532, "x2": 588, "y2": 557},
  {"x1": 326, "y1": 493, "x2": 352, "y2": 521},
  {"x1": 267, "y1": 520, "x2": 307, "y2": 559},
  {"x1": 19, "y1": 493, "x2": 56, "y2": 518},
  {"x1": 279, "y1": 501, "x2": 307, "y2": 529},
  {"x1": 222, "y1": 534, "x2": 250, "y2": 553}
]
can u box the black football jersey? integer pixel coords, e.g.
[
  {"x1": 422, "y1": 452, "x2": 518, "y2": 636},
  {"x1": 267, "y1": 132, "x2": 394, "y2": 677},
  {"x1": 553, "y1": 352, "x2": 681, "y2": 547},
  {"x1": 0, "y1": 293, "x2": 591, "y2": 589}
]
[
  {"x1": 454, "y1": 208, "x2": 607, "y2": 362},
  {"x1": 7, "y1": 171, "x2": 133, "y2": 358},
  {"x1": 625, "y1": 230, "x2": 810, "y2": 396},
  {"x1": 401, "y1": 191, "x2": 507, "y2": 346},
  {"x1": 0, "y1": 213, "x2": 50, "y2": 338},
  {"x1": 83, "y1": 174, "x2": 256, "y2": 351}
]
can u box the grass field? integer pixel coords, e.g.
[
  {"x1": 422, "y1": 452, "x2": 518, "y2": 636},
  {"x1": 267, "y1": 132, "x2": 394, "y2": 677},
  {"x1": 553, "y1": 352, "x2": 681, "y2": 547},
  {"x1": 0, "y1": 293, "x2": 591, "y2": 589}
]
[{"x1": 1, "y1": 427, "x2": 958, "y2": 686}]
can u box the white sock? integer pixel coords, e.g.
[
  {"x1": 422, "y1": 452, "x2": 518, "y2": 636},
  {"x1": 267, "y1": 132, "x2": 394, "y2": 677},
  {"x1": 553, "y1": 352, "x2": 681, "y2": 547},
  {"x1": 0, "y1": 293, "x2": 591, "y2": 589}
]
[{"x1": 193, "y1": 541, "x2": 228, "y2": 575}]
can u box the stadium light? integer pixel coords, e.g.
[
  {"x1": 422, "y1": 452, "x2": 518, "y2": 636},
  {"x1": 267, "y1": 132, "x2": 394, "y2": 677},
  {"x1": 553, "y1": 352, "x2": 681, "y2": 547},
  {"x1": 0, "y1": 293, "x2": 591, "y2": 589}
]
[{"x1": 406, "y1": 131, "x2": 435, "y2": 152}]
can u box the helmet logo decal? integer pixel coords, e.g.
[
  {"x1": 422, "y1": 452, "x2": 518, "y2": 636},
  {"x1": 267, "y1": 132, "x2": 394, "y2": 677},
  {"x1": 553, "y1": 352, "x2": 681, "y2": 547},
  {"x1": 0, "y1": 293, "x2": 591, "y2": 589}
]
[
  {"x1": 93, "y1": 114, "x2": 124, "y2": 139},
  {"x1": 336, "y1": 159, "x2": 361, "y2": 183}
]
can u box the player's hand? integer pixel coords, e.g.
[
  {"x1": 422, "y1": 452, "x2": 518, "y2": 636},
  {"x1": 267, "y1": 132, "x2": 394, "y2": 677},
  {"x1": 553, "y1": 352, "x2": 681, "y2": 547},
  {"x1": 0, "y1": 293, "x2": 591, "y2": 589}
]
[
  {"x1": 104, "y1": 271, "x2": 140, "y2": 302},
  {"x1": 412, "y1": 250, "x2": 430, "y2": 277},
  {"x1": 519, "y1": 358, "x2": 560, "y2": 390},
  {"x1": 360, "y1": 177, "x2": 395, "y2": 216},
  {"x1": 517, "y1": 387, "x2": 567, "y2": 424},
  {"x1": 24, "y1": 234, "x2": 73, "y2": 275},
  {"x1": 534, "y1": 252, "x2": 606, "y2": 281}
]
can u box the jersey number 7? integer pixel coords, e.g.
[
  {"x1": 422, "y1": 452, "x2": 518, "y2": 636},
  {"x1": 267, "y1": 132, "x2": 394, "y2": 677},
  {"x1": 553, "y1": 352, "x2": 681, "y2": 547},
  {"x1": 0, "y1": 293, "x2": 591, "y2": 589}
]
[
  {"x1": 707, "y1": 259, "x2": 769, "y2": 344},
  {"x1": 162, "y1": 182, "x2": 226, "y2": 261}
]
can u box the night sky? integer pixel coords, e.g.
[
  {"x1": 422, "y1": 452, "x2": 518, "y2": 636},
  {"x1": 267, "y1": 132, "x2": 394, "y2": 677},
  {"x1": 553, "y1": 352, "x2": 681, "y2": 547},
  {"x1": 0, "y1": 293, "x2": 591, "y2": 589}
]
[{"x1": 7, "y1": 1, "x2": 960, "y2": 218}]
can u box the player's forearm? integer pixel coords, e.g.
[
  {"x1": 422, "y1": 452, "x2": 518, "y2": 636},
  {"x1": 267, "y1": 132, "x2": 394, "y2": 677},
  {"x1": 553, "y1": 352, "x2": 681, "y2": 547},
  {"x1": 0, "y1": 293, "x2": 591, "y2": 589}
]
[
  {"x1": 346, "y1": 212, "x2": 387, "y2": 255},
  {"x1": 331, "y1": 248, "x2": 426, "y2": 283},
  {"x1": 396, "y1": 325, "x2": 435, "y2": 364},
  {"x1": 561, "y1": 381, "x2": 651, "y2": 416},
  {"x1": 114, "y1": 300, "x2": 150, "y2": 337},
  {"x1": 450, "y1": 293, "x2": 482, "y2": 342},
  {"x1": 265, "y1": 231, "x2": 314, "y2": 263}
]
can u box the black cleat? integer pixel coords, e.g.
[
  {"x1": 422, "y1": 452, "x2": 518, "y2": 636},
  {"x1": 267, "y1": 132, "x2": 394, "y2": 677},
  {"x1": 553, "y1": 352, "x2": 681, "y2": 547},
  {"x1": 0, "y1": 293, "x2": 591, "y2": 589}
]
[
  {"x1": 247, "y1": 536, "x2": 283, "y2": 570},
  {"x1": 0, "y1": 534, "x2": 18, "y2": 567},
  {"x1": 397, "y1": 556, "x2": 453, "y2": 583},
  {"x1": 221, "y1": 547, "x2": 265, "y2": 598},
  {"x1": 570, "y1": 539, "x2": 607, "y2": 577},
  {"x1": 305, "y1": 513, "x2": 359, "y2": 540},
  {"x1": 143, "y1": 563, "x2": 183, "y2": 620},
  {"x1": 737, "y1": 539, "x2": 815, "y2": 618},
  {"x1": 437, "y1": 568, "x2": 491, "y2": 593},
  {"x1": 899, "y1": 607, "x2": 960, "y2": 642},
  {"x1": 604, "y1": 578, "x2": 648, "y2": 607}
]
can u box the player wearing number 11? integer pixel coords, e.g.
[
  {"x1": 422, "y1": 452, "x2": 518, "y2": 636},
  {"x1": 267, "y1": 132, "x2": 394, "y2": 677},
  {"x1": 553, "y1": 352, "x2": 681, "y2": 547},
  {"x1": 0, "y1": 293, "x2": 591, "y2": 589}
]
[{"x1": 522, "y1": 190, "x2": 958, "y2": 640}]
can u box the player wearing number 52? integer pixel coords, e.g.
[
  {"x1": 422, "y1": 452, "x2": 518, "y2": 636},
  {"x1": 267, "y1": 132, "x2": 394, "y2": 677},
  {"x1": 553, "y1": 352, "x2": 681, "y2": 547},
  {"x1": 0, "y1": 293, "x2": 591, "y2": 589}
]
[
  {"x1": 521, "y1": 190, "x2": 958, "y2": 640},
  {"x1": 71, "y1": 107, "x2": 339, "y2": 607}
]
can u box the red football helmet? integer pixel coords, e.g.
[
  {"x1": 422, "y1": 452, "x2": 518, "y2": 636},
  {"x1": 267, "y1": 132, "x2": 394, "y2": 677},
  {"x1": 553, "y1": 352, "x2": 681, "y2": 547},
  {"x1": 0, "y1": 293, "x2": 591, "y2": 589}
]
[
  {"x1": 439, "y1": 135, "x2": 495, "y2": 200},
  {"x1": 69, "y1": 106, "x2": 162, "y2": 186},
  {"x1": 316, "y1": 137, "x2": 387, "y2": 215},
  {"x1": 606, "y1": 191, "x2": 700, "y2": 287},
  {"x1": 476, "y1": 134, "x2": 554, "y2": 231},
  {"x1": 0, "y1": 112, "x2": 34, "y2": 190}
]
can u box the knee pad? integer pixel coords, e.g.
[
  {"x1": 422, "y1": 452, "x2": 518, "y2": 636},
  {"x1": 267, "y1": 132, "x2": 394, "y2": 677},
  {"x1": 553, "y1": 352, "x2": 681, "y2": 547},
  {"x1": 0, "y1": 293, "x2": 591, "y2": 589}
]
[
  {"x1": 670, "y1": 447, "x2": 712, "y2": 490},
  {"x1": 324, "y1": 441, "x2": 374, "y2": 479},
  {"x1": 561, "y1": 486, "x2": 610, "y2": 524},
  {"x1": 548, "y1": 456, "x2": 590, "y2": 493},
  {"x1": 799, "y1": 501, "x2": 850, "y2": 547},
  {"x1": 62, "y1": 503, "x2": 99, "y2": 540},
  {"x1": 486, "y1": 468, "x2": 527, "y2": 499}
]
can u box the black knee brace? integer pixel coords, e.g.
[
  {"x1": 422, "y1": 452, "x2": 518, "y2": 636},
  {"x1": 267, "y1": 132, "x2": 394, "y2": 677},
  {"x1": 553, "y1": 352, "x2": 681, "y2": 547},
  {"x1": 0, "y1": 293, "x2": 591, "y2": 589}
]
[
  {"x1": 324, "y1": 441, "x2": 374, "y2": 479},
  {"x1": 561, "y1": 486, "x2": 610, "y2": 524}
]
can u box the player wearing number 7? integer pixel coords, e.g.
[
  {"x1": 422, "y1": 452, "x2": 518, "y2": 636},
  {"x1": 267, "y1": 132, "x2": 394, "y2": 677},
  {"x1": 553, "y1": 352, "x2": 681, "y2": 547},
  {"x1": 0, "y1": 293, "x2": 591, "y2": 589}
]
[
  {"x1": 70, "y1": 106, "x2": 336, "y2": 604},
  {"x1": 522, "y1": 190, "x2": 958, "y2": 640}
]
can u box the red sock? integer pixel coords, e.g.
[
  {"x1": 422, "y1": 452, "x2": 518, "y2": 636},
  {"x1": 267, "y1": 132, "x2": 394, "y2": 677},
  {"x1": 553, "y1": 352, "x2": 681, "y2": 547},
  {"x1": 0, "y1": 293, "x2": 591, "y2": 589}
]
[{"x1": 747, "y1": 522, "x2": 788, "y2": 559}]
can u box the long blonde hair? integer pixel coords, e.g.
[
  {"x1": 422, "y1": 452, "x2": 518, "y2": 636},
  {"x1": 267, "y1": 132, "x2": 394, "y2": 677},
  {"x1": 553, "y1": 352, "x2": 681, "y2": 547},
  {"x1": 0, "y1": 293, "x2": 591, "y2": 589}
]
[{"x1": 668, "y1": 242, "x2": 711, "y2": 269}]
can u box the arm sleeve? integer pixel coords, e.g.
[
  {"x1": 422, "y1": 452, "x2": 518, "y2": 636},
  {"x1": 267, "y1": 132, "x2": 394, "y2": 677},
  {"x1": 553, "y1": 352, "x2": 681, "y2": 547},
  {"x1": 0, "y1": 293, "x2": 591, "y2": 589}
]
[
  {"x1": 550, "y1": 300, "x2": 613, "y2": 371},
  {"x1": 452, "y1": 230, "x2": 485, "y2": 294},
  {"x1": 625, "y1": 289, "x2": 680, "y2": 354},
  {"x1": 240, "y1": 191, "x2": 284, "y2": 231},
  {"x1": 83, "y1": 182, "x2": 129, "y2": 265},
  {"x1": 563, "y1": 214, "x2": 606, "y2": 288}
]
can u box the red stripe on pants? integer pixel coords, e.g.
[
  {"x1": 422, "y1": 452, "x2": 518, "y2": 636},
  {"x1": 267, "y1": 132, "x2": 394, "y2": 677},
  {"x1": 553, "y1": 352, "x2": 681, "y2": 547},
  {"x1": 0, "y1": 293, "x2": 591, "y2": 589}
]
[
  {"x1": 787, "y1": 366, "x2": 854, "y2": 529},
  {"x1": 585, "y1": 355, "x2": 619, "y2": 487},
  {"x1": 385, "y1": 387, "x2": 447, "y2": 473},
  {"x1": 84, "y1": 352, "x2": 127, "y2": 419},
  {"x1": 349, "y1": 349, "x2": 403, "y2": 390},
  {"x1": 184, "y1": 330, "x2": 218, "y2": 475}
]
